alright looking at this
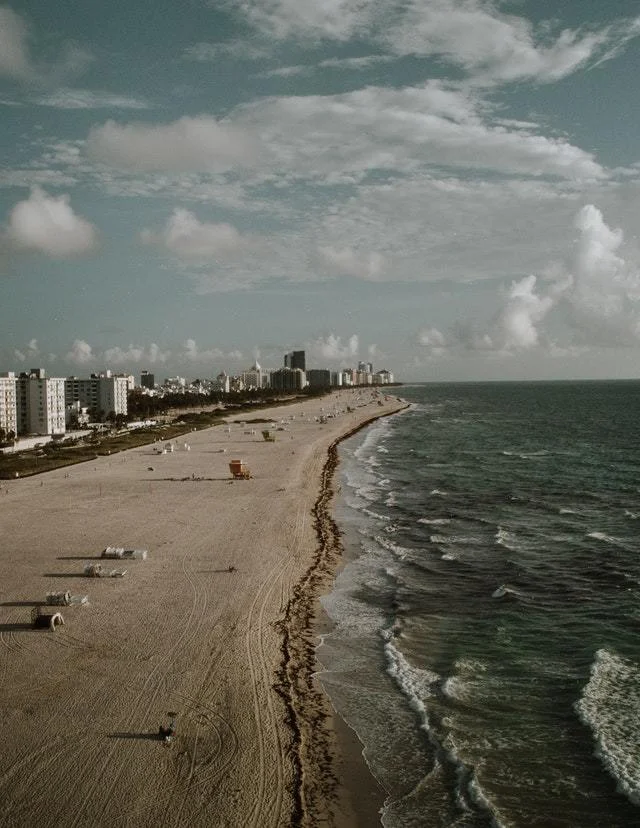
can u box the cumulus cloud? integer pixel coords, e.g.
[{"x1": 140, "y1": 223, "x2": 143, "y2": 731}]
[
  {"x1": 65, "y1": 339, "x2": 94, "y2": 365},
  {"x1": 6, "y1": 187, "x2": 98, "y2": 257},
  {"x1": 416, "y1": 204, "x2": 640, "y2": 357},
  {"x1": 416, "y1": 327, "x2": 447, "y2": 355},
  {"x1": 141, "y1": 209, "x2": 247, "y2": 259},
  {"x1": 308, "y1": 333, "x2": 359, "y2": 363},
  {"x1": 318, "y1": 245, "x2": 385, "y2": 280},
  {"x1": 86, "y1": 116, "x2": 259, "y2": 172},
  {"x1": 102, "y1": 343, "x2": 170, "y2": 366},
  {"x1": 13, "y1": 338, "x2": 39, "y2": 363},
  {"x1": 564, "y1": 205, "x2": 640, "y2": 345},
  {"x1": 494, "y1": 275, "x2": 555, "y2": 350},
  {"x1": 182, "y1": 339, "x2": 244, "y2": 362}
]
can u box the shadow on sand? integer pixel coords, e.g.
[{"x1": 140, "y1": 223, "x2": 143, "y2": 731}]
[
  {"x1": 0, "y1": 622, "x2": 38, "y2": 632},
  {"x1": 56, "y1": 556, "x2": 101, "y2": 561},
  {"x1": 43, "y1": 573, "x2": 91, "y2": 579},
  {"x1": 108, "y1": 732, "x2": 164, "y2": 742},
  {"x1": 0, "y1": 600, "x2": 45, "y2": 607}
]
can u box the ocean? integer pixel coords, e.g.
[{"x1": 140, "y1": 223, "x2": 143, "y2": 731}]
[{"x1": 317, "y1": 381, "x2": 640, "y2": 827}]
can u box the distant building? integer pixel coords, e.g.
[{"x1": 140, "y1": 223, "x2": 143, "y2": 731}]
[
  {"x1": 358, "y1": 361, "x2": 373, "y2": 374},
  {"x1": 270, "y1": 367, "x2": 307, "y2": 392},
  {"x1": 212, "y1": 372, "x2": 230, "y2": 394},
  {"x1": 241, "y1": 361, "x2": 268, "y2": 390},
  {"x1": 140, "y1": 370, "x2": 155, "y2": 389},
  {"x1": 307, "y1": 369, "x2": 331, "y2": 389},
  {"x1": 65, "y1": 371, "x2": 128, "y2": 420},
  {"x1": 16, "y1": 369, "x2": 66, "y2": 436},
  {"x1": 284, "y1": 350, "x2": 306, "y2": 372},
  {"x1": 0, "y1": 372, "x2": 17, "y2": 437},
  {"x1": 374, "y1": 369, "x2": 394, "y2": 384}
]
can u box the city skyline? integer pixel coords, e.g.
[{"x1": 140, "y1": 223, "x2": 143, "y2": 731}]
[{"x1": 3, "y1": 3, "x2": 640, "y2": 381}]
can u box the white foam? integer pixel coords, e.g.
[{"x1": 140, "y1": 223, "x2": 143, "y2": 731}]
[
  {"x1": 588, "y1": 531, "x2": 620, "y2": 545},
  {"x1": 430, "y1": 489, "x2": 447, "y2": 497},
  {"x1": 495, "y1": 527, "x2": 519, "y2": 550},
  {"x1": 383, "y1": 632, "x2": 439, "y2": 732},
  {"x1": 575, "y1": 648, "x2": 640, "y2": 806},
  {"x1": 418, "y1": 517, "x2": 451, "y2": 526}
]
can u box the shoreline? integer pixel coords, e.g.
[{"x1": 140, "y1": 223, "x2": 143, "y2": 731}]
[
  {"x1": 279, "y1": 403, "x2": 410, "y2": 826},
  {"x1": 0, "y1": 390, "x2": 405, "y2": 827}
]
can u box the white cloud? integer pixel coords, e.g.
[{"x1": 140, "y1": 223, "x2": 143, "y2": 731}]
[
  {"x1": 236, "y1": 0, "x2": 375, "y2": 42},
  {"x1": 6, "y1": 187, "x2": 98, "y2": 257},
  {"x1": 308, "y1": 333, "x2": 359, "y2": 362},
  {"x1": 494, "y1": 275, "x2": 555, "y2": 350},
  {"x1": 416, "y1": 327, "x2": 447, "y2": 355},
  {"x1": 65, "y1": 339, "x2": 94, "y2": 365},
  {"x1": 564, "y1": 205, "x2": 640, "y2": 345},
  {"x1": 415, "y1": 204, "x2": 640, "y2": 357},
  {"x1": 102, "y1": 343, "x2": 170, "y2": 366},
  {"x1": 235, "y1": 83, "x2": 604, "y2": 181},
  {"x1": 182, "y1": 339, "x2": 244, "y2": 362},
  {"x1": 0, "y1": 6, "x2": 92, "y2": 85},
  {"x1": 34, "y1": 88, "x2": 150, "y2": 110},
  {"x1": 0, "y1": 6, "x2": 31, "y2": 80},
  {"x1": 183, "y1": 41, "x2": 269, "y2": 61},
  {"x1": 381, "y1": 1, "x2": 638, "y2": 83},
  {"x1": 318, "y1": 245, "x2": 385, "y2": 280},
  {"x1": 12, "y1": 340, "x2": 39, "y2": 362},
  {"x1": 228, "y1": 1, "x2": 640, "y2": 84},
  {"x1": 141, "y1": 209, "x2": 247, "y2": 259},
  {"x1": 86, "y1": 116, "x2": 259, "y2": 172}
]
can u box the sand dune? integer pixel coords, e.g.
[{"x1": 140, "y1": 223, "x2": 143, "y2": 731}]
[{"x1": 0, "y1": 389, "x2": 405, "y2": 827}]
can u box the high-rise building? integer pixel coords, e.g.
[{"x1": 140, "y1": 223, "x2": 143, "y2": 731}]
[
  {"x1": 65, "y1": 371, "x2": 128, "y2": 420},
  {"x1": 307, "y1": 369, "x2": 331, "y2": 389},
  {"x1": 16, "y1": 369, "x2": 66, "y2": 436},
  {"x1": 270, "y1": 367, "x2": 307, "y2": 392},
  {"x1": 0, "y1": 372, "x2": 17, "y2": 437},
  {"x1": 284, "y1": 350, "x2": 306, "y2": 372},
  {"x1": 140, "y1": 370, "x2": 155, "y2": 389}
]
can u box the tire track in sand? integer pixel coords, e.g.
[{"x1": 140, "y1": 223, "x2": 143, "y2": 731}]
[{"x1": 68, "y1": 549, "x2": 208, "y2": 828}]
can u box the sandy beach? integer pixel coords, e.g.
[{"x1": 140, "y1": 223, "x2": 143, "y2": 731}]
[{"x1": 0, "y1": 389, "x2": 405, "y2": 828}]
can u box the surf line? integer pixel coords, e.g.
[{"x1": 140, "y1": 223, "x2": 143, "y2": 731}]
[{"x1": 274, "y1": 402, "x2": 409, "y2": 827}]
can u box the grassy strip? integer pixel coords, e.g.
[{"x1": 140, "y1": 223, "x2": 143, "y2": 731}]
[{"x1": 0, "y1": 393, "x2": 324, "y2": 479}]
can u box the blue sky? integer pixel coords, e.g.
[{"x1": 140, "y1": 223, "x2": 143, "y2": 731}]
[{"x1": 3, "y1": 1, "x2": 640, "y2": 381}]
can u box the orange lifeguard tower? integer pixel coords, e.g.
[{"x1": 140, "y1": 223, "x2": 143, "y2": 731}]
[{"x1": 229, "y1": 459, "x2": 252, "y2": 479}]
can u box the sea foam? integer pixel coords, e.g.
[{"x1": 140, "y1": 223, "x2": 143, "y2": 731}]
[{"x1": 575, "y1": 648, "x2": 640, "y2": 806}]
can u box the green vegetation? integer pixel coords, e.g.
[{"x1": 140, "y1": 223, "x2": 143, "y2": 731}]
[{"x1": 0, "y1": 389, "x2": 331, "y2": 479}]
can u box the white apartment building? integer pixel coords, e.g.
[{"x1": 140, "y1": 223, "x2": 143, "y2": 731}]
[
  {"x1": 65, "y1": 371, "x2": 128, "y2": 420},
  {"x1": 241, "y1": 362, "x2": 269, "y2": 390},
  {"x1": 0, "y1": 372, "x2": 17, "y2": 437},
  {"x1": 16, "y1": 369, "x2": 66, "y2": 436}
]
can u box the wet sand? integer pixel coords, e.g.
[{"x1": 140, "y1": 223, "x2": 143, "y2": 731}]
[{"x1": 0, "y1": 389, "x2": 404, "y2": 827}]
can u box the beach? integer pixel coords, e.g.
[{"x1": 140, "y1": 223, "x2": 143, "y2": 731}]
[{"x1": 0, "y1": 389, "x2": 404, "y2": 828}]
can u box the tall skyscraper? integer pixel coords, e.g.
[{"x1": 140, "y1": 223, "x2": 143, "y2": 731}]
[
  {"x1": 284, "y1": 350, "x2": 306, "y2": 372},
  {"x1": 140, "y1": 370, "x2": 155, "y2": 389}
]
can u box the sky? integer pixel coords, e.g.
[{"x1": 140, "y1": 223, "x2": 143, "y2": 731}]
[{"x1": 3, "y1": 1, "x2": 640, "y2": 382}]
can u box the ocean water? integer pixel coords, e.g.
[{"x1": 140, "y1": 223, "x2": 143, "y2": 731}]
[{"x1": 317, "y1": 382, "x2": 640, "y2": 827}]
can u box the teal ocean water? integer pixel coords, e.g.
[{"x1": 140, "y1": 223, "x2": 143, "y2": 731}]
[{"x1": 317, "y1": 382, "x2": 640, "y2": 827}]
